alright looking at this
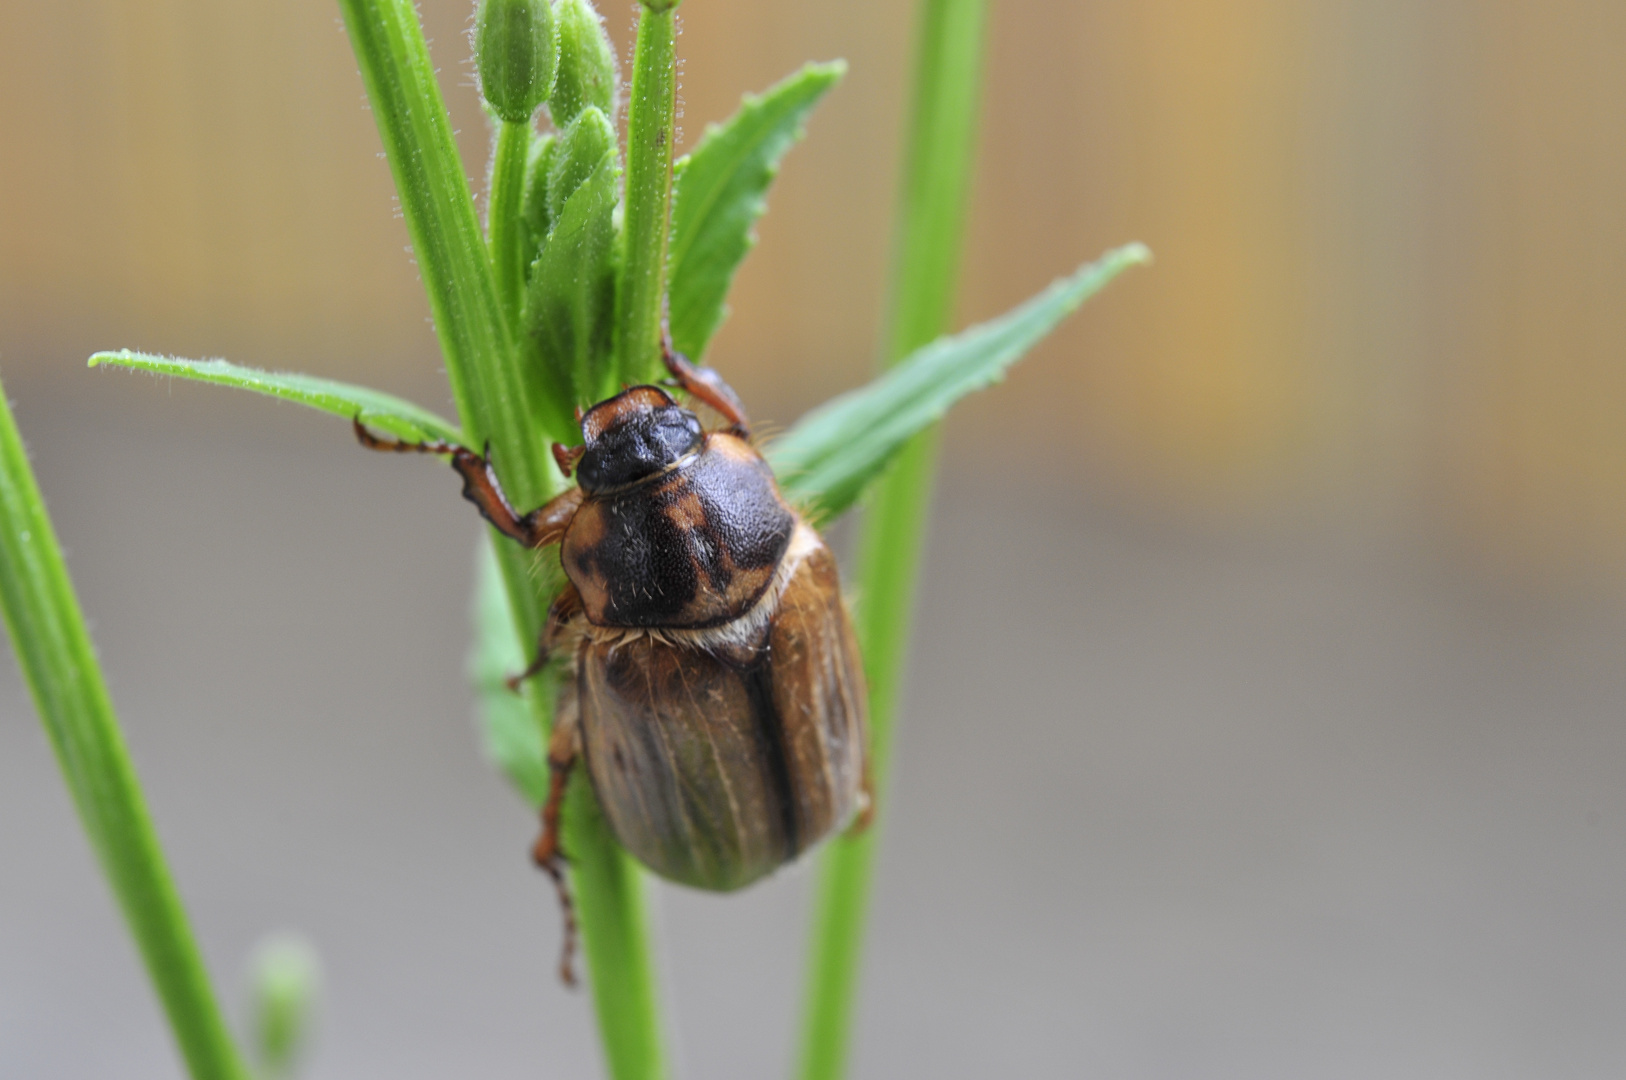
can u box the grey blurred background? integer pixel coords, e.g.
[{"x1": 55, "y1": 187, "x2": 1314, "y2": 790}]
[{"x1": 3, "y1": 0, "x2": 1626, "y2": 1077}]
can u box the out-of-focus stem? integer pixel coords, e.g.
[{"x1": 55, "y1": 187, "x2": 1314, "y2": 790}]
[
  {"x1": 796, "y1": 0, "x2": 987, "y2": 1077},
  {"x1": 0, "y1": 378, "x2": 252, "y2": 1080}
]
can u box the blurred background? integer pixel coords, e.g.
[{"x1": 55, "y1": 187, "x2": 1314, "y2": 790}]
[{"x1": 3, "y1": 0, "x2": 1625, "y2": 1077}]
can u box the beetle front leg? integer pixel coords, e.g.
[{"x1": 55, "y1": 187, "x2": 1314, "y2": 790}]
[
  {"x1": 353, "y1": 418, "x2": 582, "y2": 548},
  {"x1": 533, "y1": 694, "x2": 583, "y2": 987},
  {"x1": 660, "y1": 337, "x2": 751, "y2": 438}
]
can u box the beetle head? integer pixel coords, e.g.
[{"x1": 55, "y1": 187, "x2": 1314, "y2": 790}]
[{"x1": 574, "y1": 385, "x2": 704, "y2": 494}]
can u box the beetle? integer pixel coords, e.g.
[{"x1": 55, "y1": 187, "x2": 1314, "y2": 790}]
[{"x1": 355, "y1": 347, "x2": 870, "y2": 984}]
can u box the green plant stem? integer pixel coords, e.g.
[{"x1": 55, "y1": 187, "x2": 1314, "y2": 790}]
[
  {"x1": 796, "y1": 0, "x2": 986, "y2": 1077},
  {"x1": 489, "y1": 118, "x2": 534, "y2": 331},
  {"x1": 336, "y1": 0, "x2": 548, "y2": 511},
  {"x1": 565, "y1": 782, "x2": 669, "y2": 1080},
  {"x1": 339, "y1": 2, "x2": 669, "y2": 1076},
  {"x1": 0, "y1": 380, "x2": 251, "y2": 1080},
  {"x1": 615, "y1": 2, "x2": 679, "y2": 383}
]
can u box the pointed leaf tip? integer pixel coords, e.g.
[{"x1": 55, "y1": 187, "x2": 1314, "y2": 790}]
[
  {"x1": 770, "y1": 242, "x2": 1150, "y2": 519},
  {"x1": 668, "y1": 61, "x2": 846, "y2": 361}
]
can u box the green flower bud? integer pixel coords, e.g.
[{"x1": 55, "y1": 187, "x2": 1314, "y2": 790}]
[
  {"x1": 476, "y1": 0, "x2": 559, "y2": 123},
  {"x1": 547, "y1": 106, "x2": 617, "y2": 226},
  {"x1": 247, "y1": 934, "x2": 321, "y2": 1078},
  {"x1": 549, "y1": 0, "x2": 618, "y2": 126}
]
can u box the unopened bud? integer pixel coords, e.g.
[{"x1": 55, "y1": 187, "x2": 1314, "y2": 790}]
[
  {"x1": 549, "y1": 0, "x2": 618, "y2": 126},
  {"x1": 476, "y1": 0, "x2": 559, "y2": 123},
  {"x1": 547, "y1": 106, "x2": 616, "y2": 224},
  {"x1": 247, "y1": 934, "x2": 321, "y2": 1078}
]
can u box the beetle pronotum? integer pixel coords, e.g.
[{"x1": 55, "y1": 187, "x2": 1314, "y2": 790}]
[{"x1": 357, "y1": 347, "x2": 870, "y2": 984}]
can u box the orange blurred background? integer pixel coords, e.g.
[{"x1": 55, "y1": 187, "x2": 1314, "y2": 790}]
[{"x1": 5, "y1": 0, "x2": 1624, "y2": 584}]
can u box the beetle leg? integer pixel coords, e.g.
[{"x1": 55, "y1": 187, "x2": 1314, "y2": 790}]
[
  {"x1": 660, "y1": 337, "x2": 751, "y2": 437},
  {"x1": 353, "y1": 418, "x2": 582, "y2": 548},
  {"x1": 533, "y1": 697, "x2": 583, "y2": 987},
  {"x1": 552, "y1": 441, "x2": 585, "y2": 478},
  {"x1": 506, "y1": 585, "x2": 583, "y2": 693}
]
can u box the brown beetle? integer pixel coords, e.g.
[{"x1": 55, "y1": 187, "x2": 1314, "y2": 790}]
[{"x1": 356, "y1": 349, "x2": 869, "y2": 984}]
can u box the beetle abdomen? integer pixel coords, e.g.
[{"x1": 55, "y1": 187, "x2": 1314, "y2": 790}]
[
  {"x1": 575, "y1": 524, "x2": 867, "y2": 891},
  {"x1": 563, "y1": 433, "x2": 795, "y2": 629}
]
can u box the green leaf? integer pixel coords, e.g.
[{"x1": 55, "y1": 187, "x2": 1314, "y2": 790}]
[
  {"x1": 469, "y1": 536, "x2": 549, "y2": 807},
  {"x1": 668, "y1": 61, "x2": 844, "y2": 362},
  {"x1": 520, "y1": 131, "x2": 559, "y2": 254},
  {"x1": 0, "y1": 377, "x2": 252, "y2": 1080},
  {"x1": 770, "y1": 243, "x2": 1150, "y2": 520},
  {"x1": 547, "y1": 106, "x2": 617, "y2": 228},
  {"x1": 88, "y1": 352, "x2": 465, "y2": 446},
  {"x1": 525, "y1": 149, "x2": 620, "y2": 410}
]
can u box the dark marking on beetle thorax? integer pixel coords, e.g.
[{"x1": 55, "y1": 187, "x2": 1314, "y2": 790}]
[
  {"x1": 600, "y1": 480, "x2": 701, "y2": 624},
  {"x1": 741, "y1": 657, "x2": 800, "y2": 857},
  {"x1": 565, "y1": 436, "x2": 796, "y2": 629}
]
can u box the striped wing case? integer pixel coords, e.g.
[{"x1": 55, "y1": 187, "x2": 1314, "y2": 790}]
[{"x1": 576, "y1": 530, "x2": 866, "y2": 890}]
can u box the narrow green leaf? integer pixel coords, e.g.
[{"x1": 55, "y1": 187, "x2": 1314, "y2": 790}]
[
  {"x1": 547, "y1": 107, "x2": 617, "y2": 227},
  {"x1": 521, "y1": 131, "x2": 559, "y2": 258},
  {"x1": 470, "y1": 536, "x2": 549, "y2": 807},
  {"x1": 89, "y1": 352, "x2": 465, "y2": 446},
  {"x1": 668, "y1": 61, "x2": 844, "y2": 361},
  {"x1": 0, "y1": 378, "x2": 252, "y2": 1080},
  {"x1": 770, "y1": 243, "x2": 1149, "y2": 520},
  {"x1": 526, "y1": 150, "x2": 620, "y2": 410}
]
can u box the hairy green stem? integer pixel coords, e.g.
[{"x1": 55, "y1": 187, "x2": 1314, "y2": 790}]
[
  {"x1": 336, "y1": 0, "x2": 548, "y2": 510},
  {"x1": 615, "y1": 3, "x2": 679, "y2": 383},
  {"x1": 796, "y1": 0, "x2": 986, "y2": 1077},
  {"x1": 489, "y1": 119, "x2": 534, "y2": 331},
  {"x1": 338, "y1": 1, "x2": 669, "y2": 1075},
  {"x1": 0, "y1": 379, "x2": 251, "y2": 1080},
  {"x1": 566, "y1": 783, "x2": 669, "y2": 1080}
]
